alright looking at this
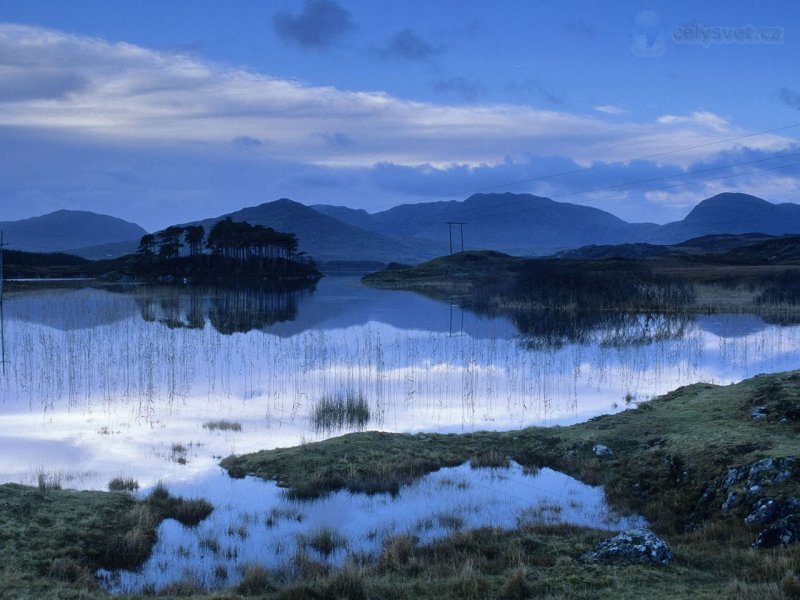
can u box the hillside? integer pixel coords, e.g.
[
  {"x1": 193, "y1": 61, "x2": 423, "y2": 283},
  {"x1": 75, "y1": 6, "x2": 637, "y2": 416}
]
[
  {"x1": 65, "y1": 239, "x2": 141, "y2": 260},
  {"x1": 189, "y1": 198, "x2": 444, "y2": 263},
  {"x1": 6, "y1": 193, "x2": 800, "y2": 265},
  {"x1": 315, "y1": 192, "x2": 800, "y2": 257},
  {"x1": 0, "y1": 210, "x2": 147, "y2": 255},
  {"x1": 556, "y1": 233, "x2": 780, "y2": 260},
  {"x1": 315, "y1": 193, "x2": 659, "y2": 255}
]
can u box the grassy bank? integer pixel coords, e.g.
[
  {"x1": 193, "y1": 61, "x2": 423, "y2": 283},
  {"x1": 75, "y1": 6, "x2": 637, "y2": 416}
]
[
  {"x1": 362, "y1": 250, "x2": 800, "y2": 316},
  {"x1": 0, "y1": 483, "x2": 212, "y2": 599}
]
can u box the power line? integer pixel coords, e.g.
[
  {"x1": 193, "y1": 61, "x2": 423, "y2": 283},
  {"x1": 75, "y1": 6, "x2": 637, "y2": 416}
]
[{"x1": 352, "y1": 122, "x2": 800, "y2": 215}]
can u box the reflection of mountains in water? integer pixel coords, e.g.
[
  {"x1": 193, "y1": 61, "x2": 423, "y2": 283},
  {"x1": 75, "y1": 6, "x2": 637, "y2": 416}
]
[
  {"x1": 123, "y1": 278, "x2": 518, "y2": 339},
  {"x1": 3, "y1": 287, "x2": 139, "y2": 331},
  {"x1": 4, "y1": 279, "x2": 794, "y2": 345}
]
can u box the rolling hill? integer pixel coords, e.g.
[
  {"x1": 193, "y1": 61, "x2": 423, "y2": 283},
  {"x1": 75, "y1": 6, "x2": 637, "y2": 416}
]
[
  {"x1": 649, "y1": 193, "x2": 800, "y2": 244},
  {"x1": 314, "y1": 193, "x2": 659, "y2": 255},
  {"x1": 0, "y1": 210, "x2": 147, "y2": 256},
  {"x1": 5, "y1": 192, "x2": 800, "y2": 265}
]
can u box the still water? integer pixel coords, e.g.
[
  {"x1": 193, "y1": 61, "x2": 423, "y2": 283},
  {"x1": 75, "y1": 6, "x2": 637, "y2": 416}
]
[{"x1": 0, "y1": 276, "x2": 797, "y2": 590}]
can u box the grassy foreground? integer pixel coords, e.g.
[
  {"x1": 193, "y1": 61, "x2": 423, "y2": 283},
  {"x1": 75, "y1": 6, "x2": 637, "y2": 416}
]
[{"x1": 0, "y1": 483, "x2": 212, "y2": 600}]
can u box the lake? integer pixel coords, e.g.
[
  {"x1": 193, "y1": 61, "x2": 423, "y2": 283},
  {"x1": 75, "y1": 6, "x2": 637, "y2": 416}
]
[
  {"x1": 0, "y1": 276, "x2": 798, "y2": 590},
  {"x1": 2, "y1": 275, "x2": 799, "y2": 488}
]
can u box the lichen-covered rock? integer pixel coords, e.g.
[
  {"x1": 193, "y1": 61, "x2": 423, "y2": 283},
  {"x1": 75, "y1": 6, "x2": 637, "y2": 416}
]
[
  {"x1": 745, "y1": 498, "x2": 779, "y2": 525},
  {"x1": 593, "y1": 444, "x2": 613, "y2": 457},
  {"x1": 693, "y1": 457, "x2": 798, "y2": 523},
  {"x1": 582, "y1": 528, "x2": 673, "y2": 565},
  {"x1": 753, "y1": 514, "x2": 800, "y2": 548},
  {"x1": 722, "y1": 491, "x2": 740, "y2": 512},
  {"x1": 721, "y1": 465, "x2": 747, "y2": 489},
  {"x1": 746, "y1": 458, "x2": 795, "y2": 489}
]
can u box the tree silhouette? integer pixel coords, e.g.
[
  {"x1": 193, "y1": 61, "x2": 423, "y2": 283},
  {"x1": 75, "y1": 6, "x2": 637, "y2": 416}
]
[
  {"x1": 184, "y1": 225, "x2": 205, "y2": 256},
  {"x1": 157, "y1": 226, "x2": 184, "y2": 260},
  {"x1": 136, "y1": 233, "x2": 156, "y2": 260},
  {"x1": 207, "y1": 219, "x2": 299, "y2": 265}
]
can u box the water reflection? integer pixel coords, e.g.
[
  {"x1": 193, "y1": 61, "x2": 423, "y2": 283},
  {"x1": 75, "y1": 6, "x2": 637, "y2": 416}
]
[
  {"x1": 0, "y1": 277, "x2": 798, "y2": 492},
  {"x1": 99, "y1": 463, "x2": 645, "y2": 594},
  {"x1": 133, "y1": 285, "x2": 315, "y2": 335},
  {"x1": 512, "y1": 309, "x2": 693, "y2": 350}
]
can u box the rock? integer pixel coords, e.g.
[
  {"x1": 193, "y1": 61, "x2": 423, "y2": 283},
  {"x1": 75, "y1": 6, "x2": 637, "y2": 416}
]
[
  {"x1": 751, "y1": 406, "x2": 768, "y2": 419},
  {"x1": 746, "y1": 458, "x2": 795, "y2": 488},
  {"x1": 753, "y1": 514, "x2": 800, "y2": 548},
  {"x1": 745, "y1": 498, "x2": 778, "y2": 525},
  {"x1": 692, "y1": 457, "x2": 797, "y2": 529},
  {"x1": 593, "y1": 444, "x2": 613, "y2": 457},
  {"x1": 746, "y1": 497, "x2": 800, "y2": 526},
  {"x1": 722, "y1": 491, "x2": 740, "y2": 512},
  {"x1": 721, "y1": 466, "x2": 747, "y2": 489},
  {"x1": 582, "y1": 528, "x2": 673, "y2": 565}
]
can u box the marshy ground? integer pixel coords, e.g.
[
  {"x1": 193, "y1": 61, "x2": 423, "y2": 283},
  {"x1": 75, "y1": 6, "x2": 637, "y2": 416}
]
[{"x1": 4, "y1": 370, "x2": 798, "y2": 598}]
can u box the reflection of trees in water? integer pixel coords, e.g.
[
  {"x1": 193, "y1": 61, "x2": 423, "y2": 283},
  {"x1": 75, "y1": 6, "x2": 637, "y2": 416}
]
[
  {"x1": 503, "y1": 309, "x2": 693, "y2": 350},
  {"x1": 134, "y1": 283, "x2": 316, "y2": 335},
  {"x1": 207, "y1": 288, "x2": 300, "y2": 335}
]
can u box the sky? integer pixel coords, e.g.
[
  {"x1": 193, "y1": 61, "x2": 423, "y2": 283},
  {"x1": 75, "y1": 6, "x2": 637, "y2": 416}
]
[{"x1": 1, "y1": 0, "x2": 799, "y2": 231}]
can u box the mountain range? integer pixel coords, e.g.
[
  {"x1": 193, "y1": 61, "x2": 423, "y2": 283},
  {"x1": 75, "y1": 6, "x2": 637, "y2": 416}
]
[{"x1": 3, "y1": 192, "x2": 800, "y2": 263}]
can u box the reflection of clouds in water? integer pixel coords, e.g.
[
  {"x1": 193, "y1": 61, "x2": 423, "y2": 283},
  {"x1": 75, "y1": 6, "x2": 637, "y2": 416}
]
[
  {"x1": 99, "y1": 463, "x2": 645, "y2": 593},
  {"x1": 0, "y1": 279, "x2": 799, "y2": 490},
  {"x1": 0, "y1": 437, "x2": 91, "y2": 483}
]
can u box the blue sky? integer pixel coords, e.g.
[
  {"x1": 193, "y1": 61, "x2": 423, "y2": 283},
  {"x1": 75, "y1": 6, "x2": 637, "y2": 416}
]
[{"x1": 1, "y1": 0, "x2": 799, "y2": 230}]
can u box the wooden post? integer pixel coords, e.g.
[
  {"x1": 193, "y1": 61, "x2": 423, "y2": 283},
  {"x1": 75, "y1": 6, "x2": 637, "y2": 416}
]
[{"x1": 446, "y1": 222, "x2": 465, "y2": 255}]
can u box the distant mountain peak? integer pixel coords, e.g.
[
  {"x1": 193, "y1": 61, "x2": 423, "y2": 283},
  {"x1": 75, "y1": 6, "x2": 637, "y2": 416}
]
[
  {"x1": 464, "y1": 192, "x2": 553, "y2": 206},
  {"x1": 685, "y1": 193, "x2": 772, "y2": 221}
]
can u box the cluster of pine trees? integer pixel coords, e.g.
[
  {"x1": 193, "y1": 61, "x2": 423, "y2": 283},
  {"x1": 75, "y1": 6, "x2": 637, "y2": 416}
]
[{"x1": 136, "y1": 218, "x2": 302, "y2": 265}]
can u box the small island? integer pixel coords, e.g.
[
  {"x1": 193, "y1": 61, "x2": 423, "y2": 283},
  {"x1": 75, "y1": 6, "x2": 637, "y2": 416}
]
[{"x1": 131, "y1": 218, "x2": 321, "y2": 286}]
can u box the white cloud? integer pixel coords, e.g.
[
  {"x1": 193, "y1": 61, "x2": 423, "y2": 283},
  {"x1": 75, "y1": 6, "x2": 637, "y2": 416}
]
[
  {"x1": 1, "y1": 23, "x2": 795, "y2": 169},
  {"x1": 593, "y1": 104, "x2": 626, "y2": 115},
  {"x1": 0, "y1": 23, "x2": 798, "y2": 227}
]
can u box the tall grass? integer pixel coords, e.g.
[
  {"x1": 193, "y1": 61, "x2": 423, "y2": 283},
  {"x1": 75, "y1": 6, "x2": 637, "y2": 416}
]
[
  {"x1": 311, "y1": 391, "x2": 370, "y2": 433},
  {"x1": 298, "y1": 527, "x2": 348, "y2": 557},
  {"x1": 203, "y1": 419, "x2": 243, "y2": 432}
]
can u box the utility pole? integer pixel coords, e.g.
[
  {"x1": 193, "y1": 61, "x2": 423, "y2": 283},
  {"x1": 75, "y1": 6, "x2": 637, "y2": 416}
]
[
  {"x1": 0, "y1": 300, "x2": 6, "y2": 377},
  {"x1": 0, "y1": 230, "x2": 6, "y2": 305},
  {"x1": 446, "y1": 222, "x2": 465, "y2": 255},
  {"x1": 0, "y1": 230, "x2": 7, "y2": 375}
]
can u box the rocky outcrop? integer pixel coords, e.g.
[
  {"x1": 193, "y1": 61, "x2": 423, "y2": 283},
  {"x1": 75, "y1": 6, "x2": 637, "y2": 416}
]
[
  {"x1": 745, "y1": 497, "x2": 800, "y2": 526},
  {"x1": 582, "y1": 528, "x2": 673, "y2": 565},
  {"x1": 753, "y1": 514, "x2": 800, "y2": 548},
  {"x1": 691, "y1": 457, "x2": 800, "y2": 547}
]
